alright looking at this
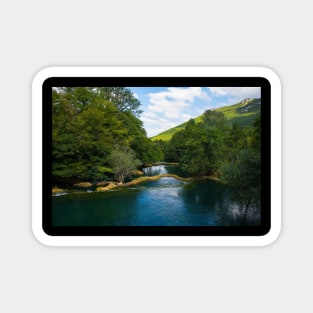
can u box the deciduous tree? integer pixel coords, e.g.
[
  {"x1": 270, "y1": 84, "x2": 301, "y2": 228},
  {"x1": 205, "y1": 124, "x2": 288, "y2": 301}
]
[{"x1": 108, "y1": 145, "x2": 140, "y2": 183}]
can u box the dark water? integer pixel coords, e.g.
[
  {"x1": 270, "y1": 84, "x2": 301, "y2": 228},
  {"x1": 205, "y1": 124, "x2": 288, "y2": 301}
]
[{"x1": 52, "y1": 165, "x2": 260, "y2": 226}]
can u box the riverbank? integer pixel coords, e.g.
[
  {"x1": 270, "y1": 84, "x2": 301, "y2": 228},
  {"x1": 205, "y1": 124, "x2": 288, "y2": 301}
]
[
  {"x1": 52, "y1": 172, "x2": 219, "y2": 194},
  {"x1": 52, "y1": 168, "x2": 219, "y2": 195},
  {"x1": 125, "y1": 173, "x2": 191, "y2": 185},
  {"x1": 96, "y1": 173, "x2": 219, "y2": 192},
  {"x1": 52, "y1": 188, "x2": 66, "y2": 194}
]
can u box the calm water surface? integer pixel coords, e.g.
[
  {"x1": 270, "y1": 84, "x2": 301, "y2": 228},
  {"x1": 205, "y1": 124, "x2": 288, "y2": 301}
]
[{"x1": 53, "y1": 165, "x2": 259, "y2": 226}]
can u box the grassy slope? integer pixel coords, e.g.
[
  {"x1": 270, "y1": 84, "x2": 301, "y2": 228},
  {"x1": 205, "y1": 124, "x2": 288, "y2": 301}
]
[{"x1": 151, "y1": 98, "x2": 261, "y2": 141}]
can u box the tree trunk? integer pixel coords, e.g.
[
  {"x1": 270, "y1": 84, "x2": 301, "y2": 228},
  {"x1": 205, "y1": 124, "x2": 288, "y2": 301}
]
[
  {"x1": 119, "y1": 173, "x2": 124, "y2": 184},
  {"x1": 242, "y1": 199, "x2": 251, "y2": 224}
]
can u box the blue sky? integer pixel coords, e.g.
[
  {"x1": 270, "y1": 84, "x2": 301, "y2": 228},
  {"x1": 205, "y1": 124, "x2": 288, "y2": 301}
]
[{"x1": 129, "y1": 87, "x2": 261, "y2": 137}]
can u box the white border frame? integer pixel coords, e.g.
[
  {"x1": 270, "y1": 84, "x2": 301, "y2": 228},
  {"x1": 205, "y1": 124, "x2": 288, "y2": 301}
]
[{"x1": 32, "y1": 67, "x2": 281, "y2": 246}]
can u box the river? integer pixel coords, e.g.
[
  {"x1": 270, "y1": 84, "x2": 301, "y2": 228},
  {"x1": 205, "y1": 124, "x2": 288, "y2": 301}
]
[{"x1": 52, "y1": 165, "x2": 260, "y2": 226}]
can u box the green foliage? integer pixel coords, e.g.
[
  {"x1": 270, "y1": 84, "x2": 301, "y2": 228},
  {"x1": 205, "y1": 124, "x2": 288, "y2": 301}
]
[
  {"x1": 221, "y1": 118, "x2": 261, "y2": 219},
  {"x1": 52, "y1": 87, "x2": 159, "y2": 183},
  {"x1": 152, "y1": 99, "x2": 262, "y2": 218},
  {"x1": 161, "y1": 108, "x2": 261, "y2": 218},
  {"x1": 108, "y1": 145, "x2": 140, "y2": 183},
  {"x1": 94, "y1": 87, "x2": 142, "y2": 116},
  {"x1": 163, "y1": 112, "x2": 230, "y2": 176},
  {"x1": 53, "y1": 87, "x2": 261, "y2": 218},
  {"x1": 222, "y1": 149, "x2": 261, "y2": 205},
  {"x1": 215, "y1": 98, "x2": 261, "y2": 126},
  {"x1": 151, "y1": 125, "x2": 186, "y2": 141},
  {"x1": 151, "y1": 98, "x2": 260, "y2": 141}
]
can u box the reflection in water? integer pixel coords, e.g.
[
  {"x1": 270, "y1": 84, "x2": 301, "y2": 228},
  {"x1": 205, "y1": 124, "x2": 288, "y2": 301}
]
[{"x1": 53, "y1": 173, "x2": 260, "y2": 226}]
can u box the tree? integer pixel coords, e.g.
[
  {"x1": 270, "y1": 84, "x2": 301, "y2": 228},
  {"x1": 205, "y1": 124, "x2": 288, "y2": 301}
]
[
  {"x1": 221, "y1": 117, "x2": 261, "y2": 222},
  {"x1": 222, "y1": 149, "x2": 261, "y2": 221},
  {"x1": 52, "y1": 86, "x2": 158, "y2": 183},
  {"x1": 96, "y1": 87, "x2": 142, "y2": 116},
  {"x1": 202, "y1": 110, "x2": 226, "y2": 129},
  {"x1": 223, "y1": 122, "x2": 246, "y2": 164},
  {"x1": 164, "y1": 115, "x2": 229, "y2": 176},
  {"x1": 108, "y1": 145, "x2": 140, "y2": 183}
]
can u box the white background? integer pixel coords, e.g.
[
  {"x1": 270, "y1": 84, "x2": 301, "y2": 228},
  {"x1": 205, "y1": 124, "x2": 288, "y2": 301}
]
[{"x1": 0, "y1": 1, "x2": 311, "y2": 312}]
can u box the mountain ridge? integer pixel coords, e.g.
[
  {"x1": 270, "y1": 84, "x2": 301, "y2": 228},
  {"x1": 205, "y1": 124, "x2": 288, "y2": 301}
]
[{"x1": 151, "y1": 98, "x2": 261, "y2": 141}]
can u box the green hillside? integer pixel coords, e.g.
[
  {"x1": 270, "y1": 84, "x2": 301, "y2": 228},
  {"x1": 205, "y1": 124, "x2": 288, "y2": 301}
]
[{"x1": 151, "y1": 98, "x2": 261, "y2": 141}]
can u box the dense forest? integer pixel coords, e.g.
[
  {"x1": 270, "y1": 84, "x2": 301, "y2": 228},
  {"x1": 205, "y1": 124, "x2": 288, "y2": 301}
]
[
  {"x1": 158, "y1": 109, "x2": 261, "y2": 215},
  {"x1": 53, "y1": 87, "x2": 261, "y2": 216},
  {"x1": 52, "y1": 87, "x2": 163, "y2": 183}
]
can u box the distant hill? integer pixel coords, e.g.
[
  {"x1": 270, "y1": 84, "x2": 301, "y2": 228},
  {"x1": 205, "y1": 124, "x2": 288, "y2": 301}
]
[{"x1": 151, "y1": 98, "x2": 261, "y2": 141}]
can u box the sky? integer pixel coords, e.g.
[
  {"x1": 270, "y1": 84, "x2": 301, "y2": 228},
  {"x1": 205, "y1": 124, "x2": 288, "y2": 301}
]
[{"x1": 129, "y1": 87, "x2": 261, "y2": 137}]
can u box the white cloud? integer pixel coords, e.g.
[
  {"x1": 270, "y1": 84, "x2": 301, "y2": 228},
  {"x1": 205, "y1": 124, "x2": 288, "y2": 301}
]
[
  {"x1": 209, "y1": 87, "x2": 260, "y2": 99},
  {"x1": 141, "y1": 114, "x2": 177, "y2": 137},
  {"x1": 142, "y1": 87, "x2": 210, "y2": 137},
  {"x1": 141, "y1": 116, "x2": 159, "y2": 126},
  {"x1": 141, "y1": 111, "x2": 158, "y2": 119},
  {"x1": 164, "y1": 111, "x2": 180, "y2": 119},
  {"x1": 139, "y1": 86, "x2": 261, "y2": 137},
  {"x1": 182, "y1": 113, "x2": 192, "y2": 120},
  {"x1": 147, "y1": 87, "x2": 210, "y2": 118}
]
